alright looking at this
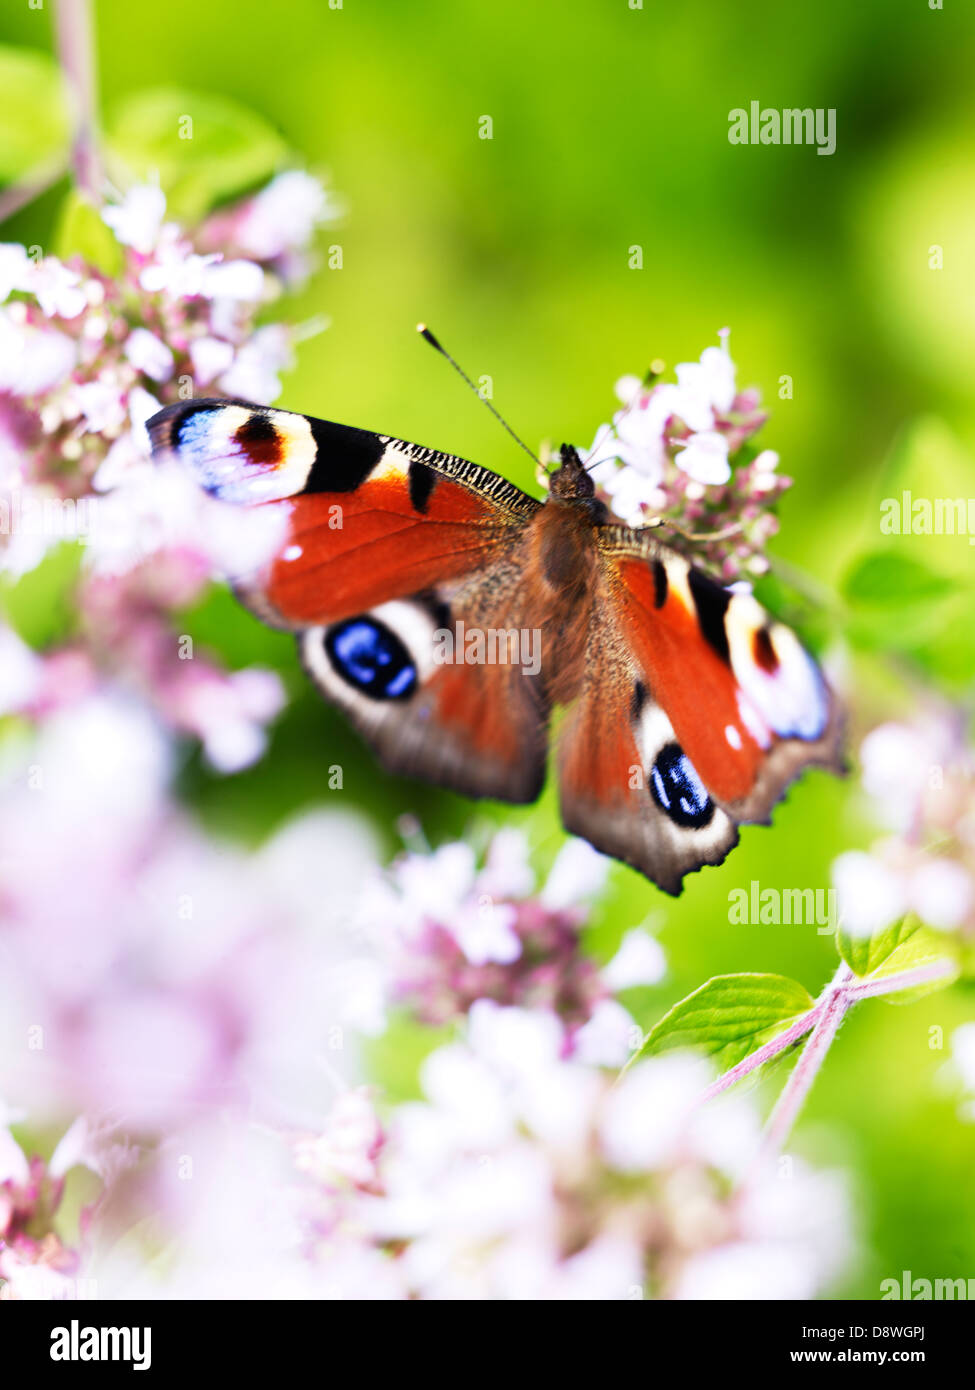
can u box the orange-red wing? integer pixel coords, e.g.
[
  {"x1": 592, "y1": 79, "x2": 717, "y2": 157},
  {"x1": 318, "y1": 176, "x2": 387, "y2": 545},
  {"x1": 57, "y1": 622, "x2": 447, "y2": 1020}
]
[
  {"x1": 604, "y1": 534, "x2": 842, "y2": 823},
  {"x1": 148, "y1": 399, "x2": 539, "y2": 628}
]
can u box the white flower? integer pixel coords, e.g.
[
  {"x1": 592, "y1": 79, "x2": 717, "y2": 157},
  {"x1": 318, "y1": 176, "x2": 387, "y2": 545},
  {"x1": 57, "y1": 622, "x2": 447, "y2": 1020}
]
[
  {"x1": 677, "y1": 1239, "x2": 816, "y2": 1300},
  {"x1": 91, "y1": 385, "x2": 161, "y2": 491},
  {"x1": 572, "y1": 998, "x2": 639, "y2": 1067},
  {"x1": 453, "y1": 899, "x2": 521, "y2": 965},
  {"x1": 951, "y1": 1023, "x2": 975, "y2": 1094},
  {"x1": 85, "y1": 458, "x2": 289, "y2": 578},
  {"x1": 139, "y1": 242, "x2": 219, "y2": 298},
  {"x1": 0, "y1": 309, "x2": 77, "y2": 396},
  {"x1": 674, "y1": 429, "x2": 732, "y2": 485},
  {"x1": 603, "y1": 928, "x2": 666, "y2": 990},
  {"x1": 102, "y1": 185, "x2": 167, "y2": 255},
  {"x1": 832, "y1": 850, "x2": 908, "y2": 937},
  {"x1": 28, "y1": 258, "x2": 87, "y2": 319},
  {"x1": 73, "y1": 379, "x2": 128, "y2": 436},
  {"x1": 0, "y1": 1122, "x2": 30, "y2": 1186},
  {"x1": 673, "y1": 345, "x2": 737, "y2": 429},
  {"x1": 218, "y1": 324, "x2": 292, "y2": 404},
  {"x1": 909, "y1": 858, "x2": 972, "y2": 929},
  {"x1": 599, "y1": 1053, "x2": 710, "y2": 1171},
  {"x1": 466, "y1": 1000, "x2": 564, "y2": 1078},
  {"x1": 124, "y1": 326, "x2": 174, "y2": 382},
  {"x1": 140, "y1": 230, "x2": 263, "y2": 303},
  {"x1": 0, "y1": 242, "x2": 34, "y2": 301},
  {"x1": 540, "y1": 837, "x2": 609, "y2": 910},
  {"x1": 184, "y1": 667, "x2": 286, "y2": 774},
  {"x1": 587, "y1": 387, "x2": 675, "y2": 482},
  {"x1": 235, "y1": 171, "x2": 336, "y2": 259},
  {"x1": 859, "y1": 721, "x2": 942, "y2": 833},
  {"x1": 204, "y1": 258, "x2": 265, "y2": 301},
  {"x1": 0, "y1": 624, "x2": 42, "y2": 713},
  {"x1": 189, "y1": 335, "x2": 235, "y2": 386},
  {"x1": 390, "y1": 841, "x2": 478, "y2": 937},
  {"x1": 477, "y1": 826, "x2": 535, "y2": 900},
  {"x1": 833, "y1": 847, "x2": 972, "y2": 936},
  {"x1": 590, "y1": 459, "x2": 666, "y2": 524}
]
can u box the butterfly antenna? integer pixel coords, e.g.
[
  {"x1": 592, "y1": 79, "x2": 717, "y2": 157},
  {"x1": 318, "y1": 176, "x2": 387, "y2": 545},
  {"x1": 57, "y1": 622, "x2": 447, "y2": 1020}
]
[
  {"x1": 417, "y1": 324, "x2": 540, "y2": 467},
  {"x1": 582, "y1": 359, "x2": 666, "y2": 473}
]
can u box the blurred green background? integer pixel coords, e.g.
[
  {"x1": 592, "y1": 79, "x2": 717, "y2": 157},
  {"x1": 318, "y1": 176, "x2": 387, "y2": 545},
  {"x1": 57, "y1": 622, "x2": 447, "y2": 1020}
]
[{"x1": 3, "y1": 0, "x2": 975, "y2": 1297}]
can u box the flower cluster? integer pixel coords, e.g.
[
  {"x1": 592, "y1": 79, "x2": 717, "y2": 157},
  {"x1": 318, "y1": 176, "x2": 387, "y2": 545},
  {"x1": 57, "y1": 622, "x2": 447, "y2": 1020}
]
[
  {"x1": 0, "y1": 173, "x2": 335, "y2": 769},
  {"x1": 1, "y1": 1007, "x2": 851, "y2": 1301},
  {"x1": 0, "y1": 685, "x2": 385, "y2": 1139},
  {"x1": 0, "y1": 1111, "x2": 139, "y2": 1301},
  {"x1": 585, "y1": 338, "x2": 790, "y2": 581},
  {"x1": 290, "y1": 1004, "x2": 852, "y2": 1300},
  {"x1": 832, "y1": 711, "x2": 975, "y2": 939},
  {"x1": 361, "y1": 828, "x2": 665, "y2": 1055}
]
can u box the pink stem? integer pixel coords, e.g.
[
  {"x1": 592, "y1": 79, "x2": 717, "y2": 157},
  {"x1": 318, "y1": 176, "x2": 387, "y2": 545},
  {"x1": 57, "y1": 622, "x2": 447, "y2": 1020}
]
[
  {"x1": 844, "y1": 958, "x2": 956, "y2": 1001},
  {"x1": 55, "y1": 0, "x2": 102, "y2": 198},
  {"x1": 745, "y1": 964, "x2": 853, "y2": 1180},
  {"x1": 695, "y1": 1006, "x2": 819, "y2": 1104},
  {"x1": 0, "y1": 165, "x2": 67, "y2": 226}
]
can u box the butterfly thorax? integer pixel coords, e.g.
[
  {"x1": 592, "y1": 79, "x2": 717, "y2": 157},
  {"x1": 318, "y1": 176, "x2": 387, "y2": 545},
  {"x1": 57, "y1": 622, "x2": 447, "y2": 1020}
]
[{"x1": 548, "y1": 443, "x2": 595, "y2": 501}]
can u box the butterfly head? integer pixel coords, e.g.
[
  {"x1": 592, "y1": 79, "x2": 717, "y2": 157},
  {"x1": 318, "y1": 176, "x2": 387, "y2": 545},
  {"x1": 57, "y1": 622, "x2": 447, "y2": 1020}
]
[{"x1": 549, "y1": 443, "x2": 595, "y2": 501}]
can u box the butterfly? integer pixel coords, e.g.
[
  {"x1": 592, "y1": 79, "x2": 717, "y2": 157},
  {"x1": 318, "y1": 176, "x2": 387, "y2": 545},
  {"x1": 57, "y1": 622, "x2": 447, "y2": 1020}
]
[{"x1": 148, "y1": 388, "x2": 842, "y2": 895}]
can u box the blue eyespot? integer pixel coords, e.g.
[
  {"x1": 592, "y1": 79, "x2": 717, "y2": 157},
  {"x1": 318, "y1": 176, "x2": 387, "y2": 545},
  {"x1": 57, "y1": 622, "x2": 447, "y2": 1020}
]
[
  {"x1": 650, "y1": 742, "x2": 714, "y2": 828},
  {"x1": 325, "y1": 618, "x2": 417, "y2": 701}
]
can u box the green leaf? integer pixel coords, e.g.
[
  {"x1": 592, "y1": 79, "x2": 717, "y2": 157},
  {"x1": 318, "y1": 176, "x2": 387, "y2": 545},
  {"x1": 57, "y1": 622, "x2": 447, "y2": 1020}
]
[
  {"x1": 105, "y1": 88, "x2": 289, "y2": 221},
  {"x1": 841, "y1": 551, "x2": 957, "y2": 654},
  {"x1": 53, "y1": 190, "x2": 124, "y2": 277},
  {"x1": 0, "y1": 542, "x2": 82, "y2": 650},
  {"x1": 837, "y1": 915, "x2": 960, "y2": 1002},
  {"x1": 633, "y1": 973, "x2": 815, "y2": 1071},
  {"x1": 843, "y1": 551, "x2": 954, "y2": 606},
  {"x1": 0, "y1": 47, "x2": 72, "y2": 185}
]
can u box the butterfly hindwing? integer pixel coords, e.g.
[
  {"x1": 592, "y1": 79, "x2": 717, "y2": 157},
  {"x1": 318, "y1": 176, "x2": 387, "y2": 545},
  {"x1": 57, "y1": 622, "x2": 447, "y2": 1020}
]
[
  {"x1": 557, "y1": 528, "x2": 841, "y2": 893},
  {"x1": 557, "y1": 565, "x2": 740, "y2": 894},
  {"x1": 298, "y1": 576, "x2": 549, "y2": 803}
]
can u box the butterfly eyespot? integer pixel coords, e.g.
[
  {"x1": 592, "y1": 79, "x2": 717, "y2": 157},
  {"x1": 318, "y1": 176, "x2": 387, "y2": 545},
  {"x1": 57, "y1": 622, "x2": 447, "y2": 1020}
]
[
  {"x1": 324, "y1": 618, "x2": 418, "y2": 701},
  {"x1": 649, "y1": 741, "x2": 714, "y2": 828}
]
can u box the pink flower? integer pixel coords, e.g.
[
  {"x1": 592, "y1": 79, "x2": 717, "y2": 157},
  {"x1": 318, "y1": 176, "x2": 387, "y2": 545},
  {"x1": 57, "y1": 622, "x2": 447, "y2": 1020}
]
[
  {"x1": 361, "y1": 829, "x2": 639, "y2": 1041},
  {"x1": 583, "y1": 336, "x2": 785, "y2": 578}
]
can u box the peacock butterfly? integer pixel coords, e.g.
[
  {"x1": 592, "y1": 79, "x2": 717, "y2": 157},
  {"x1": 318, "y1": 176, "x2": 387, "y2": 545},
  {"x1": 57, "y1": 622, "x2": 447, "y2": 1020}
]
[{"x1": 148, "y1": 365, "x2": 842, "y2": 895}]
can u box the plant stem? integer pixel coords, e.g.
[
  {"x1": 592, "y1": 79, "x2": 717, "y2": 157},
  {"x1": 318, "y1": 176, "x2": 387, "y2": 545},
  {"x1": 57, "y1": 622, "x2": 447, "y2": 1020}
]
[
  {"x1": 695, "y1": 1006, "x2": 819, "y2": 1105},
  {"x1": 745, "y1": 964, "x2": 853, "y2": 1180},
  {"x1": 844, "y1": 958, "x2": 957, "y2": 1001},
  {"x1": 55, "y1": 0, "x2": 102, "y2": 199},
  {"x1": 0, "y1": 163, "x2": 68, "y2": 226}
]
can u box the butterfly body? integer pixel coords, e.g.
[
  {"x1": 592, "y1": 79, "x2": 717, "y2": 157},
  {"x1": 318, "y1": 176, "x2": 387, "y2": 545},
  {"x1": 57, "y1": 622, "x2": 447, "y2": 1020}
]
[{"x1": 149, "y1": 400, "x2": 843, "y2": 894}]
